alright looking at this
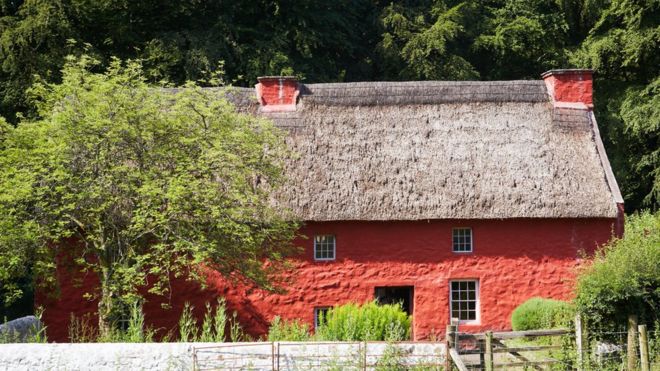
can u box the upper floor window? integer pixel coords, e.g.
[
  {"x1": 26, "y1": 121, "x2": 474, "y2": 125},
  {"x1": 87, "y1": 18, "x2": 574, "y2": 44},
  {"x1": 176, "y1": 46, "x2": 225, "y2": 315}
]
[
  {"x1": 314, "y1": 235, "x2": 336, "y2": 261},
  {"x1": 452, "y1": 228, "x2": 473, "y2": 253}
]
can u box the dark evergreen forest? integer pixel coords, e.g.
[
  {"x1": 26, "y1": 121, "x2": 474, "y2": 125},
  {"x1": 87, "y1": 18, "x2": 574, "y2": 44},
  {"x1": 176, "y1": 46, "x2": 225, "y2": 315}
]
[{"x1": 0, "y1": 0, "x2": 658, "y2": 210}]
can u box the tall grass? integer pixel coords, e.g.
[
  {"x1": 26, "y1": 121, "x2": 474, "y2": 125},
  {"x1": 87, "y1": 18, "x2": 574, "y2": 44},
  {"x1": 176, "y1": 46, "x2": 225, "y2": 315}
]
[
  {"x1": 268, "y1": 316, "x2": 311, "y2": 341},
  {"x1": 178, "y1": 302, "x2": 198, "y2": 342},
  {"x1": 66, "y1": 298, "x2": 233, "y2": 343}
]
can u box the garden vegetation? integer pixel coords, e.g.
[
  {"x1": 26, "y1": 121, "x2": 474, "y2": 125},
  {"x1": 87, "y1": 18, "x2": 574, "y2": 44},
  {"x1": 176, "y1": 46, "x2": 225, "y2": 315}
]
[{"x1": 0, "y1": 55, "x2": 298, "y2": 337}]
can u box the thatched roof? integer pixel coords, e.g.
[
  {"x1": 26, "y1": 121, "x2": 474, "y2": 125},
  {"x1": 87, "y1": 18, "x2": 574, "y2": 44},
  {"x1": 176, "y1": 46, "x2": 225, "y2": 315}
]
[{"x1": 229, "y1": 81, "x2": 621, "y2": 220}]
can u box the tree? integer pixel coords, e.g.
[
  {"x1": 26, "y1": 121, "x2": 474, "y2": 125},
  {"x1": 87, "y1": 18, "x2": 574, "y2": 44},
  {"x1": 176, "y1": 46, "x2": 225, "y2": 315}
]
[
  {"x1": 575, "y1": 211, "x2": 660, "y2": 333},
  {"x1": 572, "y1": 0, "x2": 660, "y2": 210},
  {"x1": 475, "y1": 0, "x2": 570, "y2": 79},
  {"x1": 377, "y1": 1, "x2": 479, "y2": 80},
  {"x1": 0, "y1": 55, "x2": 298, "y2": 336}
]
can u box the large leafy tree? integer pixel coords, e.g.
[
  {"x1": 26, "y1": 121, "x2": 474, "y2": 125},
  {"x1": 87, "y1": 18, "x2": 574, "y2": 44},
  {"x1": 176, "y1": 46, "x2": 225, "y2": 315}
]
[
  {"x1": 0, "y1": 55, "x2": 298, "y2": 335},
  {"x1": 0, "y1": 0, "x2": 378, "y2": 122},
  {"x1": 475, "y1": 0, "x2": 570, "y2": 79},
  {"x1": 377, "y1": 1, "x2": 479, "y2": 80},
  {"x1": 572, "y1": 0, "x2": 660, "y2": 210}
]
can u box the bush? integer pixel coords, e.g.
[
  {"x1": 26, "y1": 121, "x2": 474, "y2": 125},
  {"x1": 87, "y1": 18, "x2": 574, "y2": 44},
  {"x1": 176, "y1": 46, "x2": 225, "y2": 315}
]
[
  {"x1": 267, "y1": 316, "x2": 311, "y2": 341},
  {"x1": 511, "y1": 297, "x2": 574, "y2": 331},
  {"x1": 575, "y1": 211, "x2": 659, "y2": 333},
  {"x1": 315, "y1": 301, "x2": 411, "y2": 341}
]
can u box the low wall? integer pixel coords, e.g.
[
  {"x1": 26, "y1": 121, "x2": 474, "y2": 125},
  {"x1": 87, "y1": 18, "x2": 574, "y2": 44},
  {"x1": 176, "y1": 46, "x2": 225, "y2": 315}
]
[{"x1": 0, "y1": 341, "x2": 445, "y2": 370}]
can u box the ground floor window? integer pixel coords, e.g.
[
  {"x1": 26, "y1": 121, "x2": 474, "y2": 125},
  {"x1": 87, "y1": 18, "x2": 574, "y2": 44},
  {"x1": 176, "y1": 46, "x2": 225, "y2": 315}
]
[
  {"x1": 314, "y1": 307, "x2": 331, "y2": 329},
  {"x1": 374, "y1": 286, "x2": 414, "y2": 315},
  {"x1": 450, "y1": 280, "x2": 479, "y2": 323}
]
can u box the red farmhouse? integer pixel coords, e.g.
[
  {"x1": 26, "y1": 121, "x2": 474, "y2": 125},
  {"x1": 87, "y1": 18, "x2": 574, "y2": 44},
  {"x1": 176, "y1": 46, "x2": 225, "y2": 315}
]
[{"x1": 42, "y1": 70, "x2": 623, "y2": 341}]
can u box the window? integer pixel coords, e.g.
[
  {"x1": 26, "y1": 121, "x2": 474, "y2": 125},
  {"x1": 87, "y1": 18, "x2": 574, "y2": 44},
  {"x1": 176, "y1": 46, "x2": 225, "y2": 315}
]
[
  {"x1": 314, "y1": 307, "x2": 331, "y2": 329},
  {"x1": 314, "y1": 235, "x2": 336, "y2": 261},
  {"x1": 450, "y1": 280, "x2": 479, "y2": 323},
  {"x1": 452, "y1": 228, "x2": 473, "y2": 252}
]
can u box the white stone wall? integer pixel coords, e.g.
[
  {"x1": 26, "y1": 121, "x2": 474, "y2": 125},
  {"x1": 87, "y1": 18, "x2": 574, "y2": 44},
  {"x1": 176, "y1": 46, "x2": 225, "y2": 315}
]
[{"x1": 0, "y1": 341, "x2": 445, "y2": 370}]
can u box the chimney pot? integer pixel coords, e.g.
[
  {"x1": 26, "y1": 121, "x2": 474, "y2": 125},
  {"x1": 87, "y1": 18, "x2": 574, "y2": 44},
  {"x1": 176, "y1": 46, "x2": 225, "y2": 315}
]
[
  {"x1": 541, "y1": 69, "x2": 594, "y2": 109},
  {"x1": 255, "y1": 76, "x2": 299, "y2": 112}
]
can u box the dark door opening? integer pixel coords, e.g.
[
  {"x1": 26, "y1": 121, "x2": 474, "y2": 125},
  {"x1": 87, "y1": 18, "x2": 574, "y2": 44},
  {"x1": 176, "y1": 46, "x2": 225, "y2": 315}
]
[{"x1": 374, "y1": 286, "x2": 414, "y2": 315}]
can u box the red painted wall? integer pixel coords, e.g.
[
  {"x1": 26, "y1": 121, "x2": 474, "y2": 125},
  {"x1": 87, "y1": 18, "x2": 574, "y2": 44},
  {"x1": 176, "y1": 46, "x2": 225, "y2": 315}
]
[{"x1": 39, "y1": 218, "x2": 615, "y2": 342}]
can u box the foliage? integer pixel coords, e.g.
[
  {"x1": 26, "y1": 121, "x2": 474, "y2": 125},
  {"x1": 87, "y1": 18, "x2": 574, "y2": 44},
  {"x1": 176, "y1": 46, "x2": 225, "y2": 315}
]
[
  {"x1": 511, "y1": 297, "x2": 575, "y2": 331},
  {"x1": 267, "y1": 316, "x2": 311, "y2": 341},
  {"x1": 315, "y1": 301, "x2": 411, "y2": 341},
  {"x1": 67, "y1": 298, "x2": 232, "y2": 343},
  {"x1": 378, "y1": 2, "x2": 478, "y2": 80},
  {"x1": 178, "y1": 302, "x2": 198, "y2": 342},
  {"x1": 199, "y1": 298, "x2": 228, "y2": 342},
  {"x1": 266, "y1": 301, "x2": 411, "y2": 342},
  {"x1": 0, "y1": 54, "x2": 298, "y2": 335},
  {"x1": 572, "y1": 0, "x2": 660, "y2": 210},
  {"x1": 575, "y1": 211, "x2": 660, "y2": 333},
  {"x1": 475, "y1": 0, "x2": 570, "y2": 79}
]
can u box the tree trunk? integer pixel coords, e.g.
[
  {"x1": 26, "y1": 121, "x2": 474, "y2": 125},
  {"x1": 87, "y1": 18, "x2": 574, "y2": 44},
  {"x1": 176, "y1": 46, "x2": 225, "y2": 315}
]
[{"x1": 98, "y1": 269, "x2": 113, "y2": 338}]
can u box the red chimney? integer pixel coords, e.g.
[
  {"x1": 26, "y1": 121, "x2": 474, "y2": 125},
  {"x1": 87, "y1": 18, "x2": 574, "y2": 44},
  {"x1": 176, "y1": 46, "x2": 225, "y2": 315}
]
[
  {"x1": 255, "y1": 76, "x2": 299, "y2": 112},
  {"x1": 541, "y1": 69, "x2": 593, "y2": 109}
]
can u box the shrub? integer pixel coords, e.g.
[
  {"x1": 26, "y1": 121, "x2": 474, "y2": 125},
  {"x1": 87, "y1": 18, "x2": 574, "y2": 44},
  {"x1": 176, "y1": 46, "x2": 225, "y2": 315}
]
[
  {"x1": 511, "y1": 297, "x2": 574, "y2": 331},
  {"x1": 575, "y1": 211, "x2": 659, "y2": 333},
  {"x1": 267, "y1": 316, "x2": 312, "y2": 341},
  {"x1": 315, "y1": 301, "x2": 411, "y2": 341}
]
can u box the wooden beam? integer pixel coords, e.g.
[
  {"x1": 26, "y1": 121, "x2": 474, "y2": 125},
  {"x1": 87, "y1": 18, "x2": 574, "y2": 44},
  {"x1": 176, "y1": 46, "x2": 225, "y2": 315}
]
[
  {"x1": 639, "y1": 324, "x2": 650, "y2": 371},
  {"x1": 492, "y1": 339, "x2": 543, "y2": 371},
  {"x1": 493, "y1": 360, "x2": 559, "y2": 368},
  {"x1": 458, "y1": 329, "x2": 570, "y2": 340},
  {"x1": 449, "y1": 348, "x2": 469, "y2": 371},
  {"x1": 485, "y1": 331, "x2": 494, "y2": 371},
  {"x1": 492, "y1": 345, "x2": 561, "y2": 353},
  {"x1": 627, "y1": 315, "x2": 639, "y2": 371}
]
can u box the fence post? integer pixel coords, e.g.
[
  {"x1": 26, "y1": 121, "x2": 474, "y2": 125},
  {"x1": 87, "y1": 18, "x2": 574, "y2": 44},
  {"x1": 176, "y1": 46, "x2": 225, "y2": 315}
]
[
  {"x1": 638, "y1": 325, "x2": 650, "y2": 371},
  {"x1": 271, "y1": 342, "x2": 275, "y2": 371},
  {"x1": 627, "y1": 314, "x2": 638, "y2": 371},
  {"x1": 485, "y1": 331, "x2": 494, "y2": 371},
  {"x1": 575, "y1": 313, "x2": 585, "y2": 371},
  {"x1": 446, "y1": 324, "x2": 457, "y2": 370}
]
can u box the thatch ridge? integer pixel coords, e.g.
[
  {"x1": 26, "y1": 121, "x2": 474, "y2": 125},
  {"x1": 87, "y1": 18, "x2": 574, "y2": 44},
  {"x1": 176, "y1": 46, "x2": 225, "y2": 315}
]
[{"x1": 299, "y1": 80, "x2": 548, "y2": 106}]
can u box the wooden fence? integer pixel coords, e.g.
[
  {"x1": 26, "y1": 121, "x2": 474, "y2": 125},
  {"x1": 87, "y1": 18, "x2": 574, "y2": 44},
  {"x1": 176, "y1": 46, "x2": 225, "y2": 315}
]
[{"x1": 446, "y1": 314, "x2": 654, "y2": 371}]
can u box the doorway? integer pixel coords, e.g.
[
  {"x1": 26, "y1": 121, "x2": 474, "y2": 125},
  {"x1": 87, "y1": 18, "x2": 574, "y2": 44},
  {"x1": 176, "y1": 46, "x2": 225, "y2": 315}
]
[{"x1": 374, "y1": 286, "x2": 414, "y2": 315}]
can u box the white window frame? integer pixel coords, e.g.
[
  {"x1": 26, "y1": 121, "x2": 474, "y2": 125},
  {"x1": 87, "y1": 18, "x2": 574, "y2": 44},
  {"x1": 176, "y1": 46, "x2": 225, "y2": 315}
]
[
  {"x1": 314, "y1": 235, "x2": 336, "y2": 261},
  {"x1": 314, "y1": 307, "x2": 331, "y2": 330},
  {"x1": 452, "y1": 227, "x2": 473, "y2": 253},
  {"x1": 449, "y1": 279, "x2": 480, "y2": 324}
]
